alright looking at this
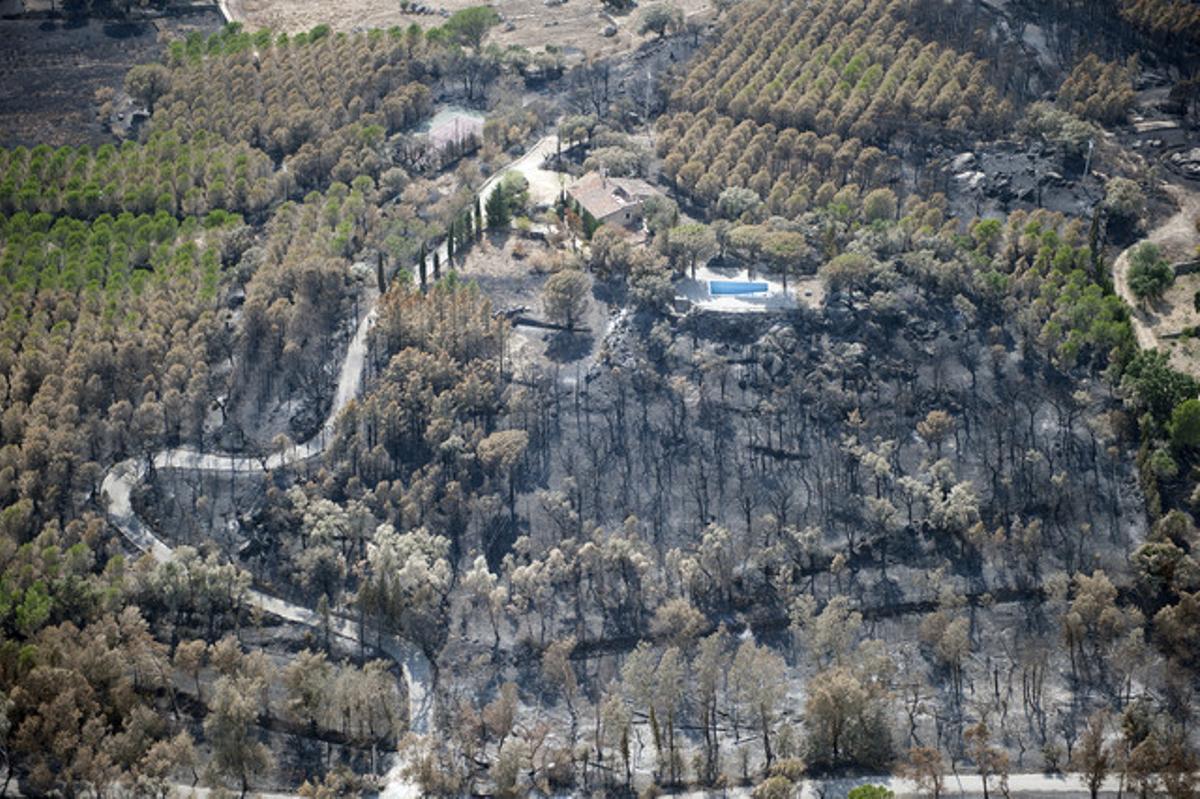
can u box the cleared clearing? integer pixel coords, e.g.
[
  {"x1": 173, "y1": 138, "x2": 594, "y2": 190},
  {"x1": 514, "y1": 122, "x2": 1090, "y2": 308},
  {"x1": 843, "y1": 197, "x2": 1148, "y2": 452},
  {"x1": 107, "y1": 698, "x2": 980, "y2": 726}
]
[{"x1": 1113, "y1": 182, "x2": 1200, "y2": 375}]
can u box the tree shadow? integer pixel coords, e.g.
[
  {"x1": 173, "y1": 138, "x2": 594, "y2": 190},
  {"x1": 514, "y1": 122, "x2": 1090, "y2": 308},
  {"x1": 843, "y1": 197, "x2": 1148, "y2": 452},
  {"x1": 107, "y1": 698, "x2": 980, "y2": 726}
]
[
  {"x1": 483, "y1": 513, "x2": 522, "y2": 571},
  {"x1": 546, "y1": 329, "x2": 594, "y2": 363},
  {"x1": 867, "y1": 568, "x2": 907, "y2": 612},
  {"x1": 591, "y1": 277, "x2": 626, "y2": 306}
]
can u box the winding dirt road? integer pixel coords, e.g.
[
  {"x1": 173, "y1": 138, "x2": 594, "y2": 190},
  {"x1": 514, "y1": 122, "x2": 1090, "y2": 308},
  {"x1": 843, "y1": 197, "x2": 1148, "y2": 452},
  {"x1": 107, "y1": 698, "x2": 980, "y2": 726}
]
[
  {"x1": 98, "y1": 293, "x2": 437, "y2": 728},
  {"x1": 1112, "y1": 182, "x2": 1200, "y2": 352},
  {"x1": 99, "y1": 136, "x2": 559, "y2": 768}
]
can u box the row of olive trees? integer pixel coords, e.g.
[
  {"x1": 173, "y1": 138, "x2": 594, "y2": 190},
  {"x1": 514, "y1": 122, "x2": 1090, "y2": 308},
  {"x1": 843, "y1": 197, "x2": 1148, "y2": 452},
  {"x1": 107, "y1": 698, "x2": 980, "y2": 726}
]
[
  {"x1": 0, "y1": 132, "x2": 281, "y2": 219},
  {"x1": 0, "y1": 210, "x2": 244, "y2": 531},
  {"x1": 657, "y1": 111, "x2": 897, "y2": 217},
  {"x1": 674, "y1": 0, "x2": 1012, "y2": 142}
]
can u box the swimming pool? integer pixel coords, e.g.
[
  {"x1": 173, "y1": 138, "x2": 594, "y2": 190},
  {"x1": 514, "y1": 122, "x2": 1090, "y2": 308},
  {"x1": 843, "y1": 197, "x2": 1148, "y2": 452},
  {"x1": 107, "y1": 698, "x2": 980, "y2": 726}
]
[{"x1": 709, "y1": 280, "x2": 770, "y2": 295}]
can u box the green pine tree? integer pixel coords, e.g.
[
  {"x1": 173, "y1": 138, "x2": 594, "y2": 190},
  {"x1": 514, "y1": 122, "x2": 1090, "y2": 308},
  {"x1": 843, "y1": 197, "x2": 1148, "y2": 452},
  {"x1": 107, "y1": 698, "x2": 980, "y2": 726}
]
[{"x1": 485, "y1": 185, "x2": 511, "y2": 230}]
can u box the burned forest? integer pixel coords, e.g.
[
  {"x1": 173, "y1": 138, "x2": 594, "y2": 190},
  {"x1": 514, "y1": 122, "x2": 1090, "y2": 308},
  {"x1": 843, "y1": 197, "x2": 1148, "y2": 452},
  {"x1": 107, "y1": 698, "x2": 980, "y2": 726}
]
[{"x1": 2, "y1": 0, "x2": 1200, "y2": 796}]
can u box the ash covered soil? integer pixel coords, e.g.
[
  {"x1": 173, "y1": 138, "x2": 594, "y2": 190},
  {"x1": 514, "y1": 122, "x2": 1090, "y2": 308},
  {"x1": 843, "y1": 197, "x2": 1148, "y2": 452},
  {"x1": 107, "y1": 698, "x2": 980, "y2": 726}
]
[
  {"x1": 0, "y1": 11, "x2": 222, "y2": 147},
  {"x1": 937, "y1": 143, "x2": 1106, "y2": 220}
]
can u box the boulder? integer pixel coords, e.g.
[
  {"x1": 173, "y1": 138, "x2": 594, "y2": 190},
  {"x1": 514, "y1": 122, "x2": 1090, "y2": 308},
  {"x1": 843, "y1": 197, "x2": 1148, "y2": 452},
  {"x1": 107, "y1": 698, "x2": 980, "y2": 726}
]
[
  {"x1": 950, "y1": 152, "x2": 976, "y2": 171},
  {"x1": 1170, "y1": 147, "x2": 1200, "y2": 166},
  {"x1": 1169, "y1": 148, "x2": 1200, "y2": 178},
  {"x1": 955, "y1": 170, "x2": 986, "y2": 191}
]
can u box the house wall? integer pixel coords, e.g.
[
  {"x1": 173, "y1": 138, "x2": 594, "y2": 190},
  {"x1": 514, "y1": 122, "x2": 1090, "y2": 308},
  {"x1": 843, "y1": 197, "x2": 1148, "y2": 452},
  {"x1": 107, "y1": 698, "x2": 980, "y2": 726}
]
[{"x1": 600, "y1": 203, "x2": 643, "y2": 229}]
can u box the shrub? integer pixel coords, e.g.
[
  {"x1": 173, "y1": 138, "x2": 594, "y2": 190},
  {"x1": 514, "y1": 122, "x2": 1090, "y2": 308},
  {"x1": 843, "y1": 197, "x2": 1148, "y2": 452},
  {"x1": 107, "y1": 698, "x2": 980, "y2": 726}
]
[
  {"x1": 862, "y1": 188, "x2": 898, "y2": 224},
  {"x1": 1104, "y1": 177, "x2": 1145, "y2": 225},
  {"x1": 1169, "y1": 399, "x2": 1200, "y2": 449},
  {"x1": 1127, "y1": 243, "x2": 1173, "y2": 300},
  {"x1": 848, "y1": 786, "x2": 896, "y2": 799},
  {"x1": 1150, "y1": 447, "x2": 1180, "y2": 479}
]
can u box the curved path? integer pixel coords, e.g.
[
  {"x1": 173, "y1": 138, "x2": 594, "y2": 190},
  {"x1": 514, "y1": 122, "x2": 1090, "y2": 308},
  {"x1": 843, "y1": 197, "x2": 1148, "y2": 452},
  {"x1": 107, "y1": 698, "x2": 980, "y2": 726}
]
[
  {"x1": 1113, "y1": 182, "x2": 1200, "y2": 352},
  {"x1": 99, "y1": 295, "x2": 439, "y2": 730},
  {"x1": 100, "y1": 135, "x2": 559, "y2": 744}
]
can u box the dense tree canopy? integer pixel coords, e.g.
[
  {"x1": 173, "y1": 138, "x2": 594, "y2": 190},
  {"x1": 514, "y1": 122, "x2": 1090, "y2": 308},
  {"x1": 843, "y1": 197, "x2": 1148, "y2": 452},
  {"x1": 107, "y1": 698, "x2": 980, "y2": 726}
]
[{"x1": 0, "y1": 134, "x2": 281, "y2": 219}]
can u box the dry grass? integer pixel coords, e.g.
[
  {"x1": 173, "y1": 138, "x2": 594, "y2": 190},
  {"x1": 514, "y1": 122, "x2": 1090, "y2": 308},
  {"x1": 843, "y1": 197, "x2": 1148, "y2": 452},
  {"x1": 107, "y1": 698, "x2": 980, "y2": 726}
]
[
  {"x1": 226, "y1": 0, "x2": 711, "y2": 58},
  {"x1": 1150, "y1": 272, "x2": 1200, "y2": 378},
  {"x1": 1164, "y1": 336, "x2": 1200, "y2": 379},
  {"x1": 1113, "y1": 182, "x2": 1200, "y2": 372},
  {"x1": 1149, "y1": 272, "x2": 1200, "y2": 337}
]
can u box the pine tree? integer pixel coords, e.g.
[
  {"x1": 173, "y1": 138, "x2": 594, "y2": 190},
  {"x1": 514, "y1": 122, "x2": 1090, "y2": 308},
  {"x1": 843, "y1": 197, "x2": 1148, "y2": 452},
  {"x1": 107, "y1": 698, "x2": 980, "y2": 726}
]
[{"x1": 486, "y1": 185, "x2": 512, "y2": 230}]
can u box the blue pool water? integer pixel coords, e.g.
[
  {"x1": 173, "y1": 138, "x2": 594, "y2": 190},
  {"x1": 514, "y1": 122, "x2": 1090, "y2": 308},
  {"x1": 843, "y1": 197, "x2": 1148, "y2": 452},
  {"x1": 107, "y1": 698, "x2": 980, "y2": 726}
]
[{"x1": 709, "y1": 280, "x2": 769, "y2": 295}]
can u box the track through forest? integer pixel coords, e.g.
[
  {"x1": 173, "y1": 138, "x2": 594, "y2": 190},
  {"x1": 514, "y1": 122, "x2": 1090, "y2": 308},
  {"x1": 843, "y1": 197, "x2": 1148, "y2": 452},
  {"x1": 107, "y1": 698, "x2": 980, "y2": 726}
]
[
  {"x1": 1112, "y1": 182, "x2": 1200, "y2": 351},
  {"x1": 98, "y1": 136, "x2": 558, "y2": 789}
]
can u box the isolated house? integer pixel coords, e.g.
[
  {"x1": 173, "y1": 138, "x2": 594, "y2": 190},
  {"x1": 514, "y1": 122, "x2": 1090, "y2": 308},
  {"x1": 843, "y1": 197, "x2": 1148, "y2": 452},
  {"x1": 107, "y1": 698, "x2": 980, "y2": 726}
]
[{"x1": 566, "y1": 172, "x2": 659, "y2": 229}]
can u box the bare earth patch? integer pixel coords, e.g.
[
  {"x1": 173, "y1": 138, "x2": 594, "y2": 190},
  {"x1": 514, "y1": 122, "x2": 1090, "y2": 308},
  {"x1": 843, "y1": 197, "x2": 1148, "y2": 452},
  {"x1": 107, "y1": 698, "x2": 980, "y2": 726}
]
[
  {"x1": 1149, "y1": 271, "x2": 1200, "y2": 338},
  {"x1": 454, "y1": 234, "x2": 610, "y2": 373},
  {"x1": 1112, "y1": 182, "x2": 1200, "y2": 376},
  {"x1": 226, "y1": 0, "x2": 711, "y2": 57}
]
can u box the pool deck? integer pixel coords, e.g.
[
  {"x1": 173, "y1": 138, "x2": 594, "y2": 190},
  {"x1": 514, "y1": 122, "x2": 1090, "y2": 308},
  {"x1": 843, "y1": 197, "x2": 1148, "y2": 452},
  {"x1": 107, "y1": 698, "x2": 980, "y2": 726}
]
[
  {"x1": 677, "y1": 264, "x2": 823, "y2": 313},
  {"x1": 710, "y1": 279, "x2": 770, "y2": 295}
]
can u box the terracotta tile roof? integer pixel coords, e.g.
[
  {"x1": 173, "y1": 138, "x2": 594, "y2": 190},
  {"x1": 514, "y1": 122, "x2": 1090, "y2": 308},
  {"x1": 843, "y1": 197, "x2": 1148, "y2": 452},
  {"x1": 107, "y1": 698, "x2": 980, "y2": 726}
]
[{"x1": 566, "y1": 172, "x2": 658, "y2": 219}]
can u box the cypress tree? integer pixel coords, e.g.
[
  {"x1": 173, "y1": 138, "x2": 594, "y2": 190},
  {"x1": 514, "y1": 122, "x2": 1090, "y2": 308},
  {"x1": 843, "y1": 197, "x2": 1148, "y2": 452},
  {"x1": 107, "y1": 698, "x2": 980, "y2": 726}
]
[
  {"x1": 1089, "y1": 205, "x2": 1105, "y2": 288},
  {"x1": 486, "y1": 185, "x2": 511, "y2": 230}
]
